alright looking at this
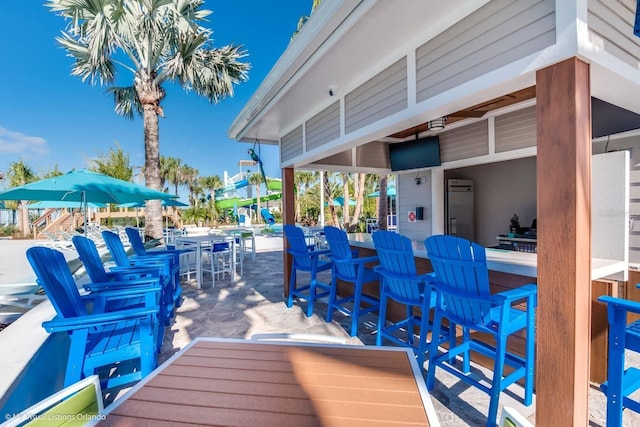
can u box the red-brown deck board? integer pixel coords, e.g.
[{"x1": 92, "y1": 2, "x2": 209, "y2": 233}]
[{"x1": 99, "y1": 340, "x2": 432, "y2": 426}]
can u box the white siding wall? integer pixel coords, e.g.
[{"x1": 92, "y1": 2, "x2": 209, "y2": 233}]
[
  {"x1": 397, "y1": 170, "x2": 433, "y2": 242},
  {"x1": 306, "y1": 101, "x2": 341, "y2": 152},
  {"x1": 416, "y1": 0, "x2": 555, "y2": 102},
  {"x1": 495, "y1": 106, "x2": 537, "y2": 152},
  {"x1": 345, "y1": 57, "x2": 408, "y2": 134},
  {"x1": 281, "y1": 126, "x2": 303, "y2": 164},
  {"x1": 588, "y1": 0, "x2": 640, "y2": 69},
  {"x1": 440, "y1": 121, "x2": 489, "y2": 162}
]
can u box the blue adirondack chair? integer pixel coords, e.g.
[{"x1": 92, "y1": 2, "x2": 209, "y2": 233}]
[
  {"x1": 372, "y1": 230, "x2": 446, "y2": 368},
  {"x1": 72, "y1": 235, "x2": 169, "y2": 349},
  {"x1": 324, "y1": 226, "x2": 380, "y2": 336},
  {"x1": 26, "y1": 247, "x2": 160, "y2": 389},
  {"x1": 102, "y1": 230, "x2": 177, "y2": 324},
  {"x1": 283, "y1": 225, "x2": 333, "y2": 317},
  {"x1": 125, "y1": 227, "x2": 185, "y2": 307},
  {"x1": 598, "y1": 295, "x2": 640, "y2": 427},
  {"x1": 425, "y1": 235, "x2": 537, "y2": 427}
]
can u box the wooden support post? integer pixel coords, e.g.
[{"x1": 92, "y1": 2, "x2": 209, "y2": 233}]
[
  {"x1": 282, "y1": 167, "x2": 295, "y2": 298},
  {"x1": 536, "y1": 57, "x2": 592, "y2": 426}
]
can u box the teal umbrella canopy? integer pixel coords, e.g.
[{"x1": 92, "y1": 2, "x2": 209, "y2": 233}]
[
  {"x1": 119, "y1": 199, "x2": 188, "y2": 208},
  {"x1": 0, "y1": 170, "x2": 176, "y2": 204},
  {"x1": 366, "y1": 186, "x2": 396, "y2": 198},
  {"x1": 325, "y1": 196, "x2": 356, "y2": 207},
  {"x1": 27, "y1": 200, "x2": 107, "y2": 209}
]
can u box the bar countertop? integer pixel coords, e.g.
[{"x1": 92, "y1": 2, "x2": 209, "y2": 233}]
[{"x1": 347, "y1": 233, "x2": 626, "y2": 280}]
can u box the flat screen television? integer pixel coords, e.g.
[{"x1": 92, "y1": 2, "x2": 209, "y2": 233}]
[{"x1": 388, "y1": 136, "x2": 441, "y2": 171}]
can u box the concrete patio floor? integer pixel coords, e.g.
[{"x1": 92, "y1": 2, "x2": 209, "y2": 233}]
[{"x1": 153, "y1": 233, "x2": 638, "y2": 427}]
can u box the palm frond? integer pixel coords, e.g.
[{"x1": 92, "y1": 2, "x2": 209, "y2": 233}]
[{"x1": 107, "y1": 86, "x2": 143, "y2": 119}]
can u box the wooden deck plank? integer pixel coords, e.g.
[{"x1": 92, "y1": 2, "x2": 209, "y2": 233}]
[{"x1": 100, "y1": 339, "x2": 433, "y2": 426}]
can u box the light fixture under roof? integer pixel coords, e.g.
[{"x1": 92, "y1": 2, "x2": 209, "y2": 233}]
[{"x1": 427, "y1": 116, "x2": 447, "y2": 131}]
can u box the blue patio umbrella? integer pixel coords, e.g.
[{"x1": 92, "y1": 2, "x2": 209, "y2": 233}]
[
  {"x1": 27, "y1": 200, "x2": 107, "y2": 209},
  {"x1": 118, "y1": 199, "x2": 188, "y2": 228},
  {"x1": 0, "y1": 170, "x2": 177, "y2": 227},
  {"x1": 324, "y1": 196, "x2": 356, "y2": 207},
  {"x1": 366, "y1": 186, "x2": 396, "y2": 198},
  {"x1": 118, "y1": 199, "x2": 188, "y2": 208}
]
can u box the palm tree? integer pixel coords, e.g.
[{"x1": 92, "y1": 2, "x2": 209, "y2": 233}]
[
  {"x1": 377, "y1": 174, "x2": 388, "y2": 231},
  {"x1": 199, "y1": 175, "x2": 222, "y2": 226},
  {"x1": 160, "y1": 156, "x2": 183, "y2": 196},
  {"x1": 41, "y1": 165, "x2": 64, "y2": 179},
  {"x1": 91, "y1": 142, "x2": 133, "y2": 181},
  {"x1": 180, "y1": 165, "x2": 200, "y2": 206},
  {"x1": 7, "y1": 160, "x2": 37, "y2": 237},
  {"x1": 341, "y1": 172, "x2": 351, "y2": 227},
  {"x1": 46, "y1": 0, "x2": 249, "y2": 239},
  {"x1": 323, "y1": 171, "x2": 340, "y2": 226},
  {"x1": 247, "y1": 172, "x2": 263, "y2": 224},
  {"x1": 347, "y1": 173, "x2": 367, "y2": 232},
  {"x1": 294, "y1": 170, "x2": 317, "y2": 222}
]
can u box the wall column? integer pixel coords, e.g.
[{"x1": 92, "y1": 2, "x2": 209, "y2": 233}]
[
  {"x1": 282, "y1": 167, "x2": 295, "y2": 297},
  {"x1": 536, "y1": 57, "x2": 591, "y2": 426}
]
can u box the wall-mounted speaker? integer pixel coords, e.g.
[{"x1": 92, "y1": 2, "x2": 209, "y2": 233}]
[{"x1": 416, "y1": 207, "x2": 424, "y2": 220}]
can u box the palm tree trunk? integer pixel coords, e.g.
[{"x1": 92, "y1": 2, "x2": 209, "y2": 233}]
[
  {"x1": 143, "y1": 103, "x2": 163, "y2": 240},
  {"x1": 324, "y1": 172, "x2": 340, "y2": 226},
  {"x1": 349, "y1": 173, "x2": 366, "y2": 232},
  {"x1": 342, "y1": 173, "x2": 350, "y2": 228},
  {"x1": 377, "y1": 175, "x2": 388, "y2": 231},
  {"x1": 18, "y1": 203, "x2": 29, "y2": 237}
]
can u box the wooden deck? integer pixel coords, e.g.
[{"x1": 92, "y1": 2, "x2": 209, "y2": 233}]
[{"x1": 98, "y1": 338, "x2": 437, "y2": 426}]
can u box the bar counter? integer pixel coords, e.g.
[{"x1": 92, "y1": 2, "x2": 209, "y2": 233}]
[
  {"x1": 347, "y1": 233, "x2": 626, "y2": 281},
  {"x1": 344, "y1": 233, "x2": 628, "y2": 383}
]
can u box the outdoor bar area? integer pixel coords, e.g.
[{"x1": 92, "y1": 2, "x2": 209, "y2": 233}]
[{"x1": 229, "y1": 1, "x2": 640, "y2": 424}]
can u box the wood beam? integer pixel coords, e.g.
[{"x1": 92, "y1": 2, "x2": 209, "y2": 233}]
[
  {"x1": 536, "y1": 57, "x2": 592, "y2": 426},
  {"x1": 282, "y1": 167, "x2": 295, "y2": 298}
]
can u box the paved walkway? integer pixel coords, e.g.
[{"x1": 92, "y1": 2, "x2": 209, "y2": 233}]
[
  {"x1": 2, "y1": 235, "x2": 638, "y2": 425},
  {"x1": 156, "y1": 234, "x2": 636, "y2": 427}
]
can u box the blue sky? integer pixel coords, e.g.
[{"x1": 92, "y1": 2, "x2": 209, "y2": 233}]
[{"x1": 0, "y1": 1, "x2": 311, "y2": 190}]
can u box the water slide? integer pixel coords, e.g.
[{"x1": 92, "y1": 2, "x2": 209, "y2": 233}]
[
  {"x1": 214, "y1": 178, "x2": 249, "y2": 198},
  {"x1": 215, "y1": 192, "x2": 282, "y2": 210}
]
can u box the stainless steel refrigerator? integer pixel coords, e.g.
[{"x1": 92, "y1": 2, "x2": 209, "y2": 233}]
[{"x1": 446, "y1": 179, "x2": 474, "y2": 241}]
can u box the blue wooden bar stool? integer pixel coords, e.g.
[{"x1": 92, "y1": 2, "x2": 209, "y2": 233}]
[
  {"x1": 425, "y1": 235, "x2": 537, "y2": 427},
  {"x1": 283, "y1": 225, "x2": 333, "y2": 317},
  {"x1": 598, "y1": 295, "x2": 640, "y2": 427}
]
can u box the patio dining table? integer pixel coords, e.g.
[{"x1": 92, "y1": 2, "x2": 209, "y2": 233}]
[
  {"x1": 174, "y1": 234, "x2": 236, "y2": 288},
  {"x1": 94, "y1": 337, "x2": 440, "y2": 426}
]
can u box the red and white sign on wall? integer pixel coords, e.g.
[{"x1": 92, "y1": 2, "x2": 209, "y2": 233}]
[{"x1": 408, "y1": 210, "x2": 417, "y2": 223}]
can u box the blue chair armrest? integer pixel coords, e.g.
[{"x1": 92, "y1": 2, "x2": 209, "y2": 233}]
[
  {"x1": 109, "y1": 265, "x2": 160, "y2": 276},
  {"x1": 493, "y1": 284, "x2": 538, "y2": 306},
  {"x1": 350, "y1": 255, "x2": 379, "y2": 265},
  {"x1": 374, "y1": 266, "x2": 434, "y2": 283},
  {"x1": 83, "y1": 278, "x2": 160, "y2": 292},
  {"x1": 599, "y1": 295, "x2": 640, "y2": 316},
  {"x1": 43, "y1": 307, "x2": 159, "y2": 332},
  {"x1": 81, "y1": 285, "x2": 161, "y2": 299},
  {"x1": 310, "y1": 248, "x2": 331, "y2": 257}
]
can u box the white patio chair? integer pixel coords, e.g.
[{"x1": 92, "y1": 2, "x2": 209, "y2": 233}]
[{"x1": 0, "y1": 282, "x2": 46, "y2": 310}]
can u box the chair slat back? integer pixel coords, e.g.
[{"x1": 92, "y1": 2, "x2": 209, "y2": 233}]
[
  {"x1": 125, "y1": 227, "x2": 147, "y2": 256},
  {"x1": 26, "y1": 247, "x2": 87, "y2": 318},
  {"x1": 425, "y1": 235, "x2": 493, "y2": 326},
  {"x1": 284, "y1": 225, "x2": 315, "y2": 270},
  {"x1": 102, "y1": 230, "x2": 131, "y2": 267},
  {"x1": 372, "y1": 231, "x2": 421, "y2": 301},
  {"x1": 72, "y1": 235, "x2": 110, "y2": 283},
  {"x1": 324, "y1": 226, "x2": 356, "y2": 280}
]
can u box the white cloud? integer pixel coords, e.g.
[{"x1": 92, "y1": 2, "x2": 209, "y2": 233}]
[{"x1": 0, "y1": 126, "x2": 49, "y2": 158}]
